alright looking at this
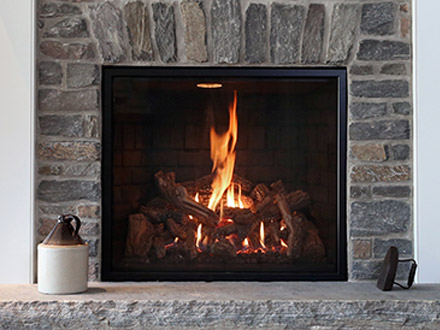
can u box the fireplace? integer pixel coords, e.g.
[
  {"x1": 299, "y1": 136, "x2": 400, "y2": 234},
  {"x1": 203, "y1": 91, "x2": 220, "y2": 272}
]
[{"x1": 101, "y1": 67, "x2": 347, "y2": 280}]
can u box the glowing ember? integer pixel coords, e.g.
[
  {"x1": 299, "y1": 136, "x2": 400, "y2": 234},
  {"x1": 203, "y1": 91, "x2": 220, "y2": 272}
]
[
  {"x1": 280, "y1": 239, "x2": 288, "y2": 248},
  {"x1": 194, "y1": 193, "x2": 200, "y2": 203},
  {"x1": 208, "y1": 91, "x2": 238, "y2": 211},
  {"x1": 243, "y1": 238, "x2": 250, "y2": 248},
  {"x1": 259, "y1": 221, "x2": 266, "y2": 250},
  {"x1": 164, "y1": 237, "x2": 179, "y2": 249},
  {"x1": 196, "y1": 223, "x2": 203, "y2": 251},
  {"x1": 188, "y1": 215, "x2": 193, "y2": 220}
]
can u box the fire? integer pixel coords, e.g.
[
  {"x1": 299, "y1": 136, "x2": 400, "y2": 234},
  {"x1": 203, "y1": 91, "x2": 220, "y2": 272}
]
[
  {"x1": 195, "y1": 223, "x2": 203, "y2": 251},
  {"x1": 259, "y1": 221, "x2": 266, "y2": 250},
  {"x1": 243, "y1": 238, "x2": 250, "y2": 248},
  {"x1": 194, "y1": 193, "x2": 200, "y2": 203},
  {"x1": 208, "y1": 91, "x2": 238, "y2": 211},
  {"x1": 280, "y1": 239, "x2": 288, "y2": 248}
]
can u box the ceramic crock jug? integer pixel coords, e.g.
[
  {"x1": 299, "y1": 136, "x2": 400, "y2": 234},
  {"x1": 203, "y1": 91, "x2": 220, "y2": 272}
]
[{"x1": 38, "y1": 214, "x2": 89, "y2": 294}]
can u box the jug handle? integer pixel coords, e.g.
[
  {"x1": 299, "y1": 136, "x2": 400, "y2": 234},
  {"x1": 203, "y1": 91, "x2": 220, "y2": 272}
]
[{"x1": 66, "y1": 214, "x2": 81, "y2": 236}]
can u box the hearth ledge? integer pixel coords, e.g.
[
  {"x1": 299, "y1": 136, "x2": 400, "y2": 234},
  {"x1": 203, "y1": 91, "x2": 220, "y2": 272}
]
[{"x1": 1, "y1": 283, "x2": 439, "y2": 329}]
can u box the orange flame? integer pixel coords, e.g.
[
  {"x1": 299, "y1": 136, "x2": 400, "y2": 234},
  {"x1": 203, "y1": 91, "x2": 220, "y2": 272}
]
[
  {"x1": 194, "y1": 193, "x2": 200, "y2": 203},
  {"x1": 243, "y1": 237, "x2": 250, "y2": 248},
  {"x1": 280, "y1": 239, "x2": 288, "y2": 248},
  {"x1": 196, "y1": 224, "x2": 202, "y2": 251},
  {"x1": 259, "y1": 221, "x2": 266, "y2": 250},
  {"x1": 208, "y1": 91, "x2": 238, "y2": 211}
]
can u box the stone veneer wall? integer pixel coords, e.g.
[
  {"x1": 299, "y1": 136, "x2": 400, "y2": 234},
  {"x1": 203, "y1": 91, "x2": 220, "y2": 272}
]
[{"x1": 36, "y1": 0, "x2": 413, "y2": 281}]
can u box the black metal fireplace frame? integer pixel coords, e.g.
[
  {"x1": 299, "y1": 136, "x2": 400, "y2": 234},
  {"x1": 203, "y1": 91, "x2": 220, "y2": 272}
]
[{"x1": 101, "y1": 66, "x2": 347, "y2": 281}]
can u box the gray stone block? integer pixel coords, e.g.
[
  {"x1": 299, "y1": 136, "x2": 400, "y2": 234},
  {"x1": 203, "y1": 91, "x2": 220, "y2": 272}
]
[
  {"x1": 38, "y1": 142, "x2": 100, "y2": 161},
  {"x1": 392, "y1": 102, "x2": 411, "y2": 115},
  {"x1": 90, "y1": 2, "x2": 128, "y2": 63},
  {"x1": 39, "y1": 3, "x2": 82, "y2": 18},
  {"x1": 351, "y1": 260, "x2": 381, "y2": 280},
  {"x1": 374, "y1": 238, "x2": 413, "y2": 258},
  {"x1": 40, "y1": 41, "x2": 96, "y2": 60},
  {"x1": 351, "y1": 102, "x2": 387, "y2": 120},
  {"x1": 152, "y1": 2, "x2": 177, "y2": 63},
  {"x1": 372, "y1": 186, "x2": 411, "y2": 198},
  {"x1": 212, "y1": 0, "x2": 241, "y2": 64},
  {"x1": 361, "y1": 2, "x2": 396, "y2": 36},
  {"x1": 391, "y1": 144, "x2": 410, "y2": 160},
  {"x1": 39, "y1": 62, "x2": 62, "y2": 85},
  {"x1": 39, "y1": 89, "x2": 99, "y2": 112},
  {"x1": 67, "y1": 63, "x2": 99, "y2": 88},
  {"x1": 43, "y1": 17, "x2": 89, "y2": 38},
  {"x1": 39, "y1": 115, "x2": 83, "y2": 137},
  {"x1": 245, "y1": 4, "x2": 267, "y2": 64},
  {"x1": 350, "y1": 186, "x2": 371, "y2": 199},
  {"x1": 38, "y1": 180, "x2": 100, "y2": 202},
  {"x1": 351, "y1": 80, "x2": 409, "y2": 98},
  {"x1": 63, "y1": 163, "x2": 100, "y2": 177},
  {"x1": 84, "y1": 115, "x2": 99, "y2": 138},
  {"x1": 124, "y1": 1, "x2": 153, "y2": 61},
  {"x1": 327, "y1": 4, "x2": 359, "y2": 63},
  {"x1": 357, "y1": 40, "x2": 410, "y2": 60},
  {"x1": 349, "y1": 120, "x2": 410, "y2": 140},
  {"x1": 181, "y1": 0, "x2": 208, "y2": 63},
  {"x1": 350, "y1": 200, "x2": 411, "y2": 236},
  {"x1": 351, "y1": 165, "x2": 410, "y2": 183},
  {"x1": 349, "y1": 65, "x2": 374, "y2": 76},
  {"x1": 84, "y1": 239, "x2": 99, "y2": 257},
  {"x1": 301, "y1": 4, "x2": 325, "y2": 64},
  {"x1": 381, "y1": 63, "x2": 407, "y2": 75},
  {"x1": 270, "y1": 4, "x2": 304, "y2": 64}
]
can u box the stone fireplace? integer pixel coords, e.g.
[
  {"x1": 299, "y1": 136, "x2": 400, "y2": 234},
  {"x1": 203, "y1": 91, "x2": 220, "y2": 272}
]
[{"x1": 36, "y1": 0, "x2": 412, "y2": 281}]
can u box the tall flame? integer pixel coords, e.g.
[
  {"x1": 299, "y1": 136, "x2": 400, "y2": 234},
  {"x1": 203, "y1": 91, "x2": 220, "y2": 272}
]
[
  {"x1": 208, "y1": 91, "x2": 238, "y2": 211},
  {"x1": 196, "y1": 224, "x2": 202, "y2": 251},
  {"x1": 259, "y1": 221, "x2": 266, "y2": 250}
]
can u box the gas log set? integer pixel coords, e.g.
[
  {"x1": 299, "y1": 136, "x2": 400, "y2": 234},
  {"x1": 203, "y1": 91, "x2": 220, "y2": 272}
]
[{"x1": 124, "y1": 91, "x2": 326, "y2": 266}]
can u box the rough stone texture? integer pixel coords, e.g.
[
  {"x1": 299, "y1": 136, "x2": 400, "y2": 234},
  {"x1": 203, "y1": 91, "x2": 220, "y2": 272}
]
[
  {"x1": 39, "y1": 115, "x2": 83, "y2": 137},
  {"x1": 181, "y1": 0, "x2": 208, "y2": 63},
  {"x1": 89, "y1": 2, "x2": 127, "y2": 63},
  {"x1": 327, "y1": 4, "x2": 359, "y2": 64},
  {"x1": 351, "y1": 260, "x2": 382, "y2": 280},
  {"x1": 153, "y1": 3, "x2": 177, "y2": 63},
  {"x1": 212, "y1": 0, "x2": 241, "y2": 64},
  {"x1": 66, "y1": 63, "x2": 99, "y2": 88},
  {"x1": 381, "y1": 63, "x2": 407, "y2": 75},
  {"x1": 392, "y1": 102, "x2": 411, "y2": 115},
  {"x1": 39, "y1": 163, "x2": 100, "y2": 177},
  {"x1": 351, "y1": 165, "x2": 410, "y2": 183},
  {"x1": 38, "y1": 142, "x2": 100, "y2": 161},
  {"x1": 84, "y1": 238, "x2": 99, "y2": 257},
  {"x1": 1, "y1": 283, "x2": 440, "y2": 328},
  {"x1": 38, "y1": 180, "x2": 100, "y2": 202},
  {"x1": 350, "y1": 120, "x2": 410, "y2": 140},
  {"x1": 351, "y1": 80, "x2": 409, "y2": 98},
  {"x1": 78, "y1": 205, "x2": 100, "y2": 218},
  {"x1": 43, "y1": 17, "x2": 89, "y2": 38},
  {"x1": 301, "y1": 4, "x2": 325, "y2": 64},
  {"x1": 350, "y1": 102, "x2": 387, "y2": 120},
  {"x1": 245, "y1": 4, "x2": 267, "y2": 64},
  {"x1": 349, "y1": 65, "x2": 373, "y2": 76},
  {"x1": 39, "y1": 3, "x2": 82, "y2": 18},
  {"x1": 270, "y1": 4, "x2": 304, "y2": 65},
  {"x1": 350, "y1": 186, "x2": 371, "y2": 199},
  {"x1": 372, "y1": 186, "x2": 411, "y2": 198},
  {"x1": 374, "y1": 238, "x2": 413, "y2": 257},
  {"x1": 124, "y1": 1, "x2": 153, "y2": 61},
  {"x1": 351, "y1": 144, "x2": 387, "y2": 162},
  {"x1": 353, "y1": 239, "x2": 371, "y2": 259},
  {"x1": 361, "y1": 2, "x2": 396, "y2": 36},
  {"x1": 357, "y1": 40, "x2": 410, "y2": 61},
  {"x1": 39, "y1": 62, "x2": 62, "y2": 85},
  {"x1": 392, "y1": 144, "x2": 410, "y2": 160},
  {"x1": 350, "y1": 200, "x2": 411, "y2": 236},
  {"x1": 40, "y1": 41, "x2": 96, "y2": 60},
  {"x1": 401, "y1": 16, "x2": 410, "y2": 38},
  {"x1": 84, "y1": 115, "x2": 99, "y2": 138},
  {"x1": 39, "y1": 89, "x2": 99, "y2": 112}
]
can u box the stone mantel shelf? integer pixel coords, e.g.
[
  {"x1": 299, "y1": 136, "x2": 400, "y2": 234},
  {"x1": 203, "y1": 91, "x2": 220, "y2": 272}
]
[{"x1": 1, "y1": 283, "x2": 439, "y2": 329}]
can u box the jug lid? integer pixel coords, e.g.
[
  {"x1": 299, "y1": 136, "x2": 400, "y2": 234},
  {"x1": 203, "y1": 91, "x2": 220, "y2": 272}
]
[{"x1": 42, "y1": 214, "x2": 85, "y2": 246}]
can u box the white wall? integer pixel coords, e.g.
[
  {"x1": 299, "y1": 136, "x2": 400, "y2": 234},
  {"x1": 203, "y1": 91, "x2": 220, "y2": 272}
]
[
  {"x1": 0, "y1": 1, "x2": 34, "y2": 283},
  {"x1": 415, "y1": 0, "x2": 440, "y2": 283}
]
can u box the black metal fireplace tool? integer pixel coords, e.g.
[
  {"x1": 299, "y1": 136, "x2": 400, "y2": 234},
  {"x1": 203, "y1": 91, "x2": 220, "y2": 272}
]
[{"x1": 376, "y1": 246, "x2": 417, "y2": 291}]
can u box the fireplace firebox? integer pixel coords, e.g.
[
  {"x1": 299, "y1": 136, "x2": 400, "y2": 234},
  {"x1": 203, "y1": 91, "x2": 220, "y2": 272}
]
[{"x1": 102, "y1": 67, "x2": 347, "y2": 281}]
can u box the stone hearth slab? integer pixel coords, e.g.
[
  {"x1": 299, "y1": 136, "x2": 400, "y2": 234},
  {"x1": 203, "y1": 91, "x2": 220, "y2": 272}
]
[{"x1": 1, "y1": 282, "x2": 439, "y2": 329}]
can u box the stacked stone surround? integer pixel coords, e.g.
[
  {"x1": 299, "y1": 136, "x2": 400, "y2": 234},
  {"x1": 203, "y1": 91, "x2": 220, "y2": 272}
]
[{"x1": 36, "y1": 0, "x2": 413, "y2": 281}]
